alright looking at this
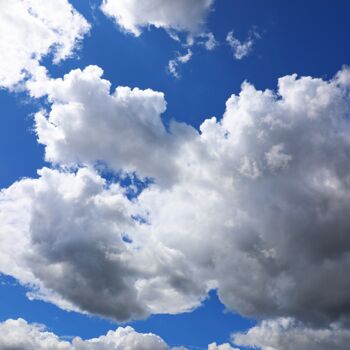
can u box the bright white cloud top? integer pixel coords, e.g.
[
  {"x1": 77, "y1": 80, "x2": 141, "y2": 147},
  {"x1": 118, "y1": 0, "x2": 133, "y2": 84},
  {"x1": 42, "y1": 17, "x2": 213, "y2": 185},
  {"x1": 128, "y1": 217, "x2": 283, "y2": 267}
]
[
  {"x1": 0, "y1": 0, "x2": 89, "y2": 89},
  {"x1": 2, "y1": 318, "x2": 350, "y2": 350},
  {"x1": 101, "y1": 0, "x2": 214, "y2": 36},
  {"x1": 1, "y1": 318, "x2": 250, "y2": 350},
  {"x1": 0, "y1": 319, "x2": 172, "y2": 350},
  {"x1": 2, "y1": 64, "x2": 350, "y2": 339},
  {"x1": 232, "y1": 318, "x2": 350, "y2": 350}
]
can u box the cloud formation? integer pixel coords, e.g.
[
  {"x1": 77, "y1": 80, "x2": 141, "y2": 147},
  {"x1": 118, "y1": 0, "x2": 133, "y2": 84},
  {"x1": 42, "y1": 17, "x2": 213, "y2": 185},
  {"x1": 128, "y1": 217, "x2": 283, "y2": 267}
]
[
  {"x1": 232, "y1": 318, "x2": 350, "y2": 350},
  {"x1": 0, "y1": 0, "x2": 90, "y2": 89},
  {"x1": 28, "y1": 65, "x2": 195, "y2": 187},
  {"x1": 0, "y1": 167, "x2": 208, "y2": 321},
  {"x1": 226, "y1": 30, "x2": 260, "y2": 60},
  {"x1": 101, "y1": 0, "x2": 214, "y2": 37},
  {"x1": 2, "y1": 317, "x2": 350, "y2": 350},
  {"x1": 0, "y1": 318, "x2": 171, "y2": 350},
  {"x1": 2, "y1": 65, "x2": 350, "y2": 336}
]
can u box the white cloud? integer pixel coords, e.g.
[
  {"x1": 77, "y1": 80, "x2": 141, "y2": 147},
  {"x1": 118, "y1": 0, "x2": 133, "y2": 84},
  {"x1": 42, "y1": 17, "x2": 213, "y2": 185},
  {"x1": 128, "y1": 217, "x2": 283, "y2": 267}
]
[
  {"x1": 0, "y1": 0, "x2": 90, "y2": 89},
  {"x1": 208, "y1": 342, "x2": 239, "y2": 350},
  {"x1": 4, "y1": 317, "x2": 350, "y2": 350},
  {"x1": 28, "y1": 65, "x2": 196, "y2": 187},
  {"x1": 232, "y1": 318, "x2": 350, "y2": 350},
  {"x1": 0, "y1": 318, "x2": 172, "y2": 350},
  {"x1": 101, "y1": 0, "x2": 214, "y2": 37},
  {"x1": 100, "y1": 0, "x2": 216, "y2": 78},
  {"x1": 168, "y1": 49, "x2": 193, "y2": 78},
  {"x1": 226, "y1": 30, "x2": 259, "y2": 60},
  {"x1": 3, "y1": 65, "x2": 350, "y2": 332},
  {"x1": 199, "y1": 32, "x2": 218, "y2": 50}
]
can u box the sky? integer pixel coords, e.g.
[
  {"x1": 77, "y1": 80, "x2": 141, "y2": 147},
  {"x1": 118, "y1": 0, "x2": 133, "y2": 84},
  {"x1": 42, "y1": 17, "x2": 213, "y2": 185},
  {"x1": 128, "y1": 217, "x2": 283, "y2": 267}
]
[{"x1": 1, "y1": 1, "x2": 350, "y2": 349}]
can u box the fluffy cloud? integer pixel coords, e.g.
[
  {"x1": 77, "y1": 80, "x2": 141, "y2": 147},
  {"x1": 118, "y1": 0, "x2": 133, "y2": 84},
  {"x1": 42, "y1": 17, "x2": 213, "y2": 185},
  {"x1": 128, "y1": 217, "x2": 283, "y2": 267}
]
[
  {"x1": 4, "y1": 317, "x2": 350, "y2": 350},
  {"x1": 0, "y1": 318, "x2": 171, "y2": 350},
  {"x1": 226, "y1": 30, "x2": 260, "y2": 60},
  {"x1": 101, "y1": 0, "x2": 214, "y2": 36},
  {"x1": 3, "y1": 65, "x2": 350, "y2": 331},
  {"x1": 195, "y1": 67, "x2": 350, "y2": 325},
  {"x1": 0, "y1": 0, "x2": 89, "y2": 89},
  {"x1": 29, "y1": 65, "x2": 196, "y2": 187},
  {"x1": 232, "y1": 318, "x2": 350, "y2": 350},
  {"x1": 0, "y1": 167, "x2": 208, "y2": 321}
]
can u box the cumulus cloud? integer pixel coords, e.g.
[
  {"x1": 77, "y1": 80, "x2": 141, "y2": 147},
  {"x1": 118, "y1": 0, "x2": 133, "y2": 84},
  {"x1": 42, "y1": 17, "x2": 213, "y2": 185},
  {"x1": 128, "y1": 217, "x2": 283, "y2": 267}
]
[
  {"x1": 4, "y1": 317, "x2": 350, "y2": 350},
  {"x1": 0, "y1": 318, "x2": 172, "y2": 350},
  {"x1": 0, "y1": 0, "x2": 90, "y2": 89},
  {"x1": 195, "y1": 68, "x2": 350, "y2": 325},
  {"x1": 2, "y1": 65, "x2": 350, "y2": 332},
  {"x1": 0, "y1": 167, "x2": 208, "y2": 321},
  {"x1": 28, "y1": 65, "x2": 196, "y2": 187},
  {"x1": 101, "y1": 0, "x2": 214, "y2": 37},
  {"x1": 226, "y1": 30, "x2": 260, "y2": 60},
  {"x1": 232, "y1": 318, "x2": 350, "y2": 350}
]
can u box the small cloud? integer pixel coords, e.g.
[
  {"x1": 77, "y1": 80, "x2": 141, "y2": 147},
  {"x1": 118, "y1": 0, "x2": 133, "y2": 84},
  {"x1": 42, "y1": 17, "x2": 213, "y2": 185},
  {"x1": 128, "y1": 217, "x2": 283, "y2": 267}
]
[
  {"x1": 167, "y1": 49, "x2": 193, "y2": 78},
  {"x1": 197, "y1": 32, "x2": 217, "y2": 50},
  {"x1": 226, "y1": 29, "x2": 260, "y2": 60},
  {"x1": 168, "y1": 32, "x2": 216, "y2": 78}
]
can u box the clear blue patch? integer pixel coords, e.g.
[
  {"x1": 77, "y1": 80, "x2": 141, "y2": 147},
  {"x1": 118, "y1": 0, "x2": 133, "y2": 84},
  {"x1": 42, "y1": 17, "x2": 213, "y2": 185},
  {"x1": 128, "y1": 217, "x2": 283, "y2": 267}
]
[
  {"x1": 97, "y1": 165, "x2": 154, "y2": 199},
  {"x1": 121, "y1": 233, "x2": 133, "y2": 244}
]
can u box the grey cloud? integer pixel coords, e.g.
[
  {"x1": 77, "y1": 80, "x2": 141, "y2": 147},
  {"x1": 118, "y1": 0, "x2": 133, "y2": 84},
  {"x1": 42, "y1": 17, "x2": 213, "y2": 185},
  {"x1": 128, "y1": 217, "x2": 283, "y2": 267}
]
[{"x1": 0, "y1": 167, "x2": 208, "y2": 321}]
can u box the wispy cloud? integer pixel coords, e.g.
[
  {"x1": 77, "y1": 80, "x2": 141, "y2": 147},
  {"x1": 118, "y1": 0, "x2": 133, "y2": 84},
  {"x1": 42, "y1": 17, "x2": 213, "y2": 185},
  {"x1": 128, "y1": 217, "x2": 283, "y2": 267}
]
[
  {"x1": 226, "y1": 29, "x2": 260, "y2": 60},
  {"x1": 168, "y1": 49, "x2": 193, "y2": 78}
]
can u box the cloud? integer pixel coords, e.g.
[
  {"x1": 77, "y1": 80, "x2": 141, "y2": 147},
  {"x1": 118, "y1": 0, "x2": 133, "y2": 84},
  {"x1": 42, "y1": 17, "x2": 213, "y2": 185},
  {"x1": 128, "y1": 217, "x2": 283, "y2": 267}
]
[
  {"x1": 0, "y1": 0, "x2": 90, "y2": 89},
  {"x1": 168, "y1": 49, "x2": 193, "y2": 78},
  {"x1": 226, "y1": 30, "x2": 260, "y2": 60},
  {"x1": 4, "y1": 317, "x2": 350, "y2": 350},
  {"x1": 198, "y1": 32, "x2": 217, "y2": 50},
  {"x1": 193, "y1": 67, "x2": 350, "y2": 325},
  {"x1": 101, "y1": 0, "x2": 214, "y2": 37},
  {"x1": 208, "y1": 343, "x2": 239, "y2": 350},
  {"x1": 0, "y1": 167, "x2": 208, "y2": 321},
  {"x1": 28, "y1": 65, "x2": 196, "y2": 187},
  {"x1": 232, "y1": 318, "x2": 350, "y2": 350},
  {"x1": 0, "y1": 318, "x2": 172, "y2": 350},
  {"x1": 3, "y1": 65, "x2": 350, "y2": 332},
  {"x1": 100, "y1": 0, "x2": 216, "y2": 78}
]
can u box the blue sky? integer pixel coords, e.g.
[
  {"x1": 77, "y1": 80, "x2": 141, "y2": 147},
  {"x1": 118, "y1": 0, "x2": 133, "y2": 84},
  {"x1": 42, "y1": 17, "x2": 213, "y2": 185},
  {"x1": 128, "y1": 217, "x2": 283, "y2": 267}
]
[{"x1": 1, "y1": 1, "x2": 350, "y2": 349}]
